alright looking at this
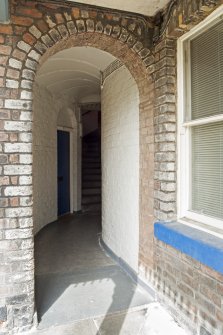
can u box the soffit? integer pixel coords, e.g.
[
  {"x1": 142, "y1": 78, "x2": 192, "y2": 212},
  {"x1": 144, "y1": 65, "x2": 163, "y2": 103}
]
[
  {"x1": 36, "y1": 46, "x2": 116, "y2": 103},
  {"x1": 65, "y1": 0, "x2": 170, "y2": 16}
]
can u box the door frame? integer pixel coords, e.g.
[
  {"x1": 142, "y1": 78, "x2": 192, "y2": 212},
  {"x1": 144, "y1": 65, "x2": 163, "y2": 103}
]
[{"x1": 57, "y1": 126, "x2": 74, "y2": 214}]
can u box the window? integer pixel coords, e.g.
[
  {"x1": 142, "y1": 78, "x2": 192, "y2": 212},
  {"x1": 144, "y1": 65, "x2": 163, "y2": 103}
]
[
  {"x1": 0, "y1": 0, "x2": 9, "y2": 23},
  {"x1": 178, "y1": 6, "x2": 223, "y2": 232}
]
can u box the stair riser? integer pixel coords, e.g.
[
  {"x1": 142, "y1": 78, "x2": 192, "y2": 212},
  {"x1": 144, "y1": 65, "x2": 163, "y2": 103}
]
[
  {"x1": 82, "y1": 189, "x2": 101, "y2": 195},
  {"x1": 83, "y1": 182, "x2": 101, "y2": 188},
  {"x1": 83, "y1": 176, "x2": 101, "y2": 182},
  {"x1": 82, "y1": 204, "x2": 101, "y2": 212},
  {"x1": 82, "y1": 136, "x2": 101, "y2": 213},
  {"x1": 82, "y1": 160, "x2": 101, "y2": 163},
  {"x1": 83, "y1": 170, "x2": 101, "y2": 175},
  {"x1": 83, "y1": 166, "x2": 100, "y2": 170},
  {"x1": 82, "y1": 151, "x2": 101, "y2": 155},
  {"x1": 83, "y1": 149, "x2": 100, "y2": 154},
  {"x1": 82, "y1": 195, "x2": 101, "y2": 204}
]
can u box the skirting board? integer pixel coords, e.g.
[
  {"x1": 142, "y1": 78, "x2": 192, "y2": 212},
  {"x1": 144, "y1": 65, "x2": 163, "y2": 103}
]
[{"x1": 99, "y1": 237, "x2": 156, "y2": 300}]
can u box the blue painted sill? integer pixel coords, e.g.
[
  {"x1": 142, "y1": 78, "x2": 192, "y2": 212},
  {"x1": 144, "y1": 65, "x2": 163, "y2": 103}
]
[{"x1": 154, "y1": 221, "x2": 223, "y2": 275}]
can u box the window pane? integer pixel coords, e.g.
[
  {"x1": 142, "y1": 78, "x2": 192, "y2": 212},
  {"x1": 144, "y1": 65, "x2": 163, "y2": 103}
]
[
  {"x1": 0, "y1": 0, "x2": 9, "y2": 23},
  {"x1": 191, "y1": 121, "x2": 223, "y2": 220},
  {"x1": 191, "y1": 21, "x2": 223, "y2": 120}
]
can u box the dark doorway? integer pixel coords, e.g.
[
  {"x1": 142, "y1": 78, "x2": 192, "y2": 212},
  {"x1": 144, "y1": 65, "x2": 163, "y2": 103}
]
[
  {"x1": 81, "y1": 105, "x2": 101, "y2": 214},
  {"x1": 57, "y1": 130, "x2": 70, "y2": 216}
]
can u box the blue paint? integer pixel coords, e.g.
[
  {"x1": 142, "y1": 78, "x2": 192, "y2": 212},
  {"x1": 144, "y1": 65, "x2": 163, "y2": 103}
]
[
  {"x1": 154, "y1": 222, "x2": 223, "y2": 274},
  {"x1": 57, "y1": 130, "x2": 70, "y2": 216}
]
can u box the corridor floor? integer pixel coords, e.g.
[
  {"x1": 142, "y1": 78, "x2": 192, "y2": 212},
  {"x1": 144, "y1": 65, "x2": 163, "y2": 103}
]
[
  {"x1": 22, "y1": 214, "x2": 188, "y2": 335},
  {"x1": 33, "y1": 214, "x2": 154, "y2": 334}
]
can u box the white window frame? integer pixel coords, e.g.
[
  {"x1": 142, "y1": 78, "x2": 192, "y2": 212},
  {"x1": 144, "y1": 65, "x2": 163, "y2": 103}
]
[
  {"x1": 177, "y1": 5, "x2": 223, "y2": 235},
  {"x1": 0, "y1": 0, "x2": 10, "y2": 23}
]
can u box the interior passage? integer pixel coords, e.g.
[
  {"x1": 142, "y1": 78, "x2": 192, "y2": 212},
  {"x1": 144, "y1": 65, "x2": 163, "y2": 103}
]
[{"x1": 34, "y1": 214, "x2": 153, "y2": 334}]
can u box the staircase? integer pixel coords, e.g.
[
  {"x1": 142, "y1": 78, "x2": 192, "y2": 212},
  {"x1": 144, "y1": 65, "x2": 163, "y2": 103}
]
[{"x1": 81, "y1": 131, "x2": 101, "y2": 213}]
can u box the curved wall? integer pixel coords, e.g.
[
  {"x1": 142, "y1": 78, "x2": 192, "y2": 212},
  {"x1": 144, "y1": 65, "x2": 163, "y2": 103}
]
[
  {"x1": 101, "y1": 65, "x2": 139, "y2": 271},
  {"x1": 33, "y1": 84, "x2": 78, "y2": 234},
  {"x1": 33, "y1": 84, "x2": 58, "y2": 234}
]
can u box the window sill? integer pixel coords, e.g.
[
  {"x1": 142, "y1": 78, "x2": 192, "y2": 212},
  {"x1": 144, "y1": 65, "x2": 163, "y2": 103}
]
[{"x1": 154, "y1": 221, "x2": 223, "y2": 275}]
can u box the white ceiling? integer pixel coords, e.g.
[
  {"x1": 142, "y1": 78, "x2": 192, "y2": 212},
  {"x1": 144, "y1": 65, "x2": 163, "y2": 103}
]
[
  {"x1": 36, "y1": 46, "x2": 116, "y2": 103},
  {"x1": 67, "y1": 0, "x2": 170, "y2": 16}
]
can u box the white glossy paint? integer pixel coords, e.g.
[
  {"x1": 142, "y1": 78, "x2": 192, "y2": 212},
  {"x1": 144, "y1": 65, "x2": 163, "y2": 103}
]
[
  {"x1": 36, "y1": 47, "x2": 116, "y2": 104},
  {"x1": 33, "y1": 84, "x2": 57, "y2": 234},
  {"x1": 101, "y1": 65, "x2": 139, "y2": 271},
  {"x1": 67, "y1": 0, "x2": 170, "y2": 16}
]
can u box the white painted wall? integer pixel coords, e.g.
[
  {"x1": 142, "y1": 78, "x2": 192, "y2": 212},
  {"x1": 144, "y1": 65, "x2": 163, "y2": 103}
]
[
  {"x1": 33, "y1": 84, "x2": 57, "y2": 234},
  {"x1": 33, "y1": 84, "x2": 80, "y2": 234},
  {"x1": 101, "y1": 65, "x2": 139, "y2": 272}
]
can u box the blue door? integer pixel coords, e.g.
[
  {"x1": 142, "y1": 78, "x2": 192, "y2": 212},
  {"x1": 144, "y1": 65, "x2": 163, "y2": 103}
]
[{"x1": 57, "y1": 130, "x2": 70, "y2": 216}]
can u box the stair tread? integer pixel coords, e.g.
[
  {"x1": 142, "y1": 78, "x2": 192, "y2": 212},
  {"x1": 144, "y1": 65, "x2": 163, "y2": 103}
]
[
  {"x1": 83, "y1": 188, "x2": 101, "y2": 191},
  {"x1": 82, "y1": 168, "x2": 101, "y2": 171},
  {"x1": 82, "y1": 202, "x2": 101, "y2": 205},
  {"x1": 83, "y1": 178, "x2": 101, "y2": 181},
  {"x1": 82, "y1": 185, "x2": 101, "y2": 188},
  {"x1": 82, "y1": 136, "x2": 101, "y2": 213},
  {"x1": 83, "y1": 173, "x2": 101, "y2": 176},
  {"x1": 82, "y1": 194, "x2": 101, "y2": 197},
  {"x1": 82, "y1": 199, "x2": 101, "y2": 202}
]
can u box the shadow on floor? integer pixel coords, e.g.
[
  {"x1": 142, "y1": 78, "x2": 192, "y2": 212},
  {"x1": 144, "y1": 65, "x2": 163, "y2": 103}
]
[{"x1": 34, "y1": 214, "x2": 153, "y2": 334}]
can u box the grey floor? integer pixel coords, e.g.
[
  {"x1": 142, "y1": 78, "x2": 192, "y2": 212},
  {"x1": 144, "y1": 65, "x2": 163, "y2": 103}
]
[{"x1": 33, "y1": 214, "x2": 154, "y2": 334}]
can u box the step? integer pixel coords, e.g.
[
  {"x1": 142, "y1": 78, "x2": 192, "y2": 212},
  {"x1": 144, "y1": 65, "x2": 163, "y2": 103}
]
[
  {"x1": 83, "y1": 154, "x2": 100, "y2": 158},
  {"x1": 82, "y1": 188, "x2": 101, "y2": 195},
  {"x1": 82, "y1": 154, "x2": 101, "y2": 161},
  {"x1": 82, "y1": 157, "x2": 101, "y2": 164},
  {"x1": 83, "y1": 151, "x2": 100, "y2": 156},
  {"x1": 83, "y1": 175, "x2": 101, "y2": 181},
  {"x1": 82, "y1": 150, "x2": 101, "y2": 155},
  {"x1": 82, "y1": 151, "x2": 101, "y2": 156},
  {"x1": 82, "y1": 195, "x2": 101, "y2": 204},
  {"x1": 82, "y1": 163, "x2": 101, "y2": 169},
  {"x1": 82, "y1": 175, "x2": 101, "y2": 180},
  {"x1": 83, "y1": 169, "x2": 101, "y2": 175},
  {"x1": 83, "y1": 147, "x2": 100, "y2": 152},
  {"x1": 82, "y1": 166, "x2": 101, "y2": 171},
  {"x1": 82, "y1": 164, "x2": 101, "y2": 169},
  {"x1": 82, "y1": 152, "x2": 100, "y2": 157},
  {"x1": 82, "y1": 181, "x2": 101, "y2": 188},
  {"x1": 83, "y1": 142, "x2": 100, "y2": 147},
  {"x1": 82, "y1": 157, "x2": 100, "y2": 161},
  {"x1": 82, "y1": 203, "x2": 101, "y2": 213}
]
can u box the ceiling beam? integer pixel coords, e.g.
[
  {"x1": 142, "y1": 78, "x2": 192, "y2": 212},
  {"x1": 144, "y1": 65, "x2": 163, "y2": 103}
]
[{"x1": 0, "y1": 0, "x2": 9, "y2": 23}]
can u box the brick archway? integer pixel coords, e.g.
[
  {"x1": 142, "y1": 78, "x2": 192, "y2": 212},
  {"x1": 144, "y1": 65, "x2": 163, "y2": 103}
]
[{"x1": 1, "y1": 2, "x2": 155, "y2": 333}]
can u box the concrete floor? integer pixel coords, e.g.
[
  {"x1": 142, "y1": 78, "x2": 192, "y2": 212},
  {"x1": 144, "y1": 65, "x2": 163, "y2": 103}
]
[
  {"x1": 20, "y1": 213, "x2": 188, "y2": 335},
  {"x1": 32, "y1": 214, "x2": 154, "y2": 334}
]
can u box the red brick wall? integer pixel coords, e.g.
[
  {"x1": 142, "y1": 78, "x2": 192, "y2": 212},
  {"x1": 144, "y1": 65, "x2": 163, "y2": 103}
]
[
  {"x1": 0, "y1": 0, "x2": 223, "y2": 334},
  {"x1": 155, "y1": 240, "x2": 223, "y2": 335},
  {"x1": 0, "y1": 1, "x2": 154, "y2": 332},
  {"x1": 152, "y1": 2, "x2": 223, "y2": 334}
]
